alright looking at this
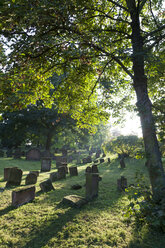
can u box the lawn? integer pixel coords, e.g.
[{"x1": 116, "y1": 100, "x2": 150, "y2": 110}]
[{"x1": 0, "y1": 156, "x2": 165, "y2": 248}]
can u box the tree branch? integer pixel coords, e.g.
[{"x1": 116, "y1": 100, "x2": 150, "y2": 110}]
[{"x1": 108, "y1": 0, "x2": 129, "y2": 12}]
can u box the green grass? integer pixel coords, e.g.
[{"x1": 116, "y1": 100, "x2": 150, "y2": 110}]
[{"x1": 0, "y1": 156, "x2": 165, "y2": 248}]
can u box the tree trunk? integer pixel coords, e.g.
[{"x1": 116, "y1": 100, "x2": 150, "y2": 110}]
[
  {"x1": 129, "y1": 3, "x2": 165, "y2": 202},
  {"x1": 45, "y1": 129, "x2": 54, "y2": 151}
]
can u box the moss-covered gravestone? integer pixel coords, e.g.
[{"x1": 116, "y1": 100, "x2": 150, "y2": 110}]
[
  {"x1": 58, "y1": 166, "x2": 66, "y2": 180},
  {"x1": 69, "y1": 166, "x2": 78, "y2": 176},
  {"x1": 12, "y1": 186, "x2": 35, "y2": 207},
  {"x1": 25, "y1": 173, "x2": 37, "y2": 185},
  {"x1": 40, "y1": 179, "x2": 55, "y2": 192},
  {"x1": 6, "y1": 168, "x2": 23, "y2": 187}
]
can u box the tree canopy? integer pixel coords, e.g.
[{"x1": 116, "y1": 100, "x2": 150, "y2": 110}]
[{"x1": 0, "y1": 0, "x2": 165, "y2": 201}]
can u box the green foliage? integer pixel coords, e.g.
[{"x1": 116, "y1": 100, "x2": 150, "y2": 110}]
[
  {"x1": 104, "y1": 135, "x2": 144, "y2": 158},
  {"x1": 125, "y1": 172, "x2": 165, "y2": 231}
]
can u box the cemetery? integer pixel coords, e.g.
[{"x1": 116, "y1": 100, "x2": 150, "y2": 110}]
[{"x1": 0, "y1": 1, "x2": 165, "y2": 247}]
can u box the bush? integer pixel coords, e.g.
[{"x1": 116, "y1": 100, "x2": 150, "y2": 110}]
[{"x1": 104, "y1": 135, "x2": 144, "y2": 158}]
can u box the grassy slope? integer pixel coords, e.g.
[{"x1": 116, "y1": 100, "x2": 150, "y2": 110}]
[{"x1": 0, "y1": 157, "x2": 165, "y2": 248}]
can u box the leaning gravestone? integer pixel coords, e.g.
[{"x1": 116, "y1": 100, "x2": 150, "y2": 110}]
[
  {"x1": 58, "y1": 166, "x2": 66, "y2": 180},
  {"x1": 4, "y1": 167, "x2": 17, "y2": 181},
  {"x1": 12, "y1": 186, "x2": 35, "y2": 207},
  {"x1": 117, "y1": 176, "x2": 127, "y2": 192},
  {"x1": 26, "y1": 148, "x2": 41, "y2": 161},
  {"x1": 85, "y1": 166, "x2": 99, "y2": 201},
  {"x1": 41, "y1": 157, "x2": 51, "y2": 172},
  {"x1": 25, "y1": 173, "x2": 37, "y2": 185},
  {"x1": 40, "y1": 179, "x2": 55, "y2": 192},
  {"x1": 69, "y1": 166, "x2": 78, "y2": 176},
  {"x1": 6, "y1": 168, "x2": 23, "y2": 187}
]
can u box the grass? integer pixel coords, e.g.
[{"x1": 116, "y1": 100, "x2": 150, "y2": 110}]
[{"x1": 0, "y1": 156, "x2": 165, "y2": 248}]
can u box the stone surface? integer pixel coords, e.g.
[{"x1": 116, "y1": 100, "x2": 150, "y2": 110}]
[
  {"x1": 25, "y1": 173, "x2": 37, "y2": 185},
  {"x1": 62, "y1": 195, "x2": 87, "y2": 208},
  {"x1": 41, "y1": 157, "x2": 51, "y2": 172},
  {"x1": 40, "y1": 179, "x2": 55, "y2": 192},
  {"x1": 69, "y1": 167, "x2": 78, "y2": 176},
  {"x1": 58, "y1": 166, "x2": 66, "y2": 180},
  {"x1": 85, "y1": 172, "x2": 99, "y2": 201},
  {"x1": 85, "y1": 166, "x2": 92, "y2": 173},
  {"x1": 26, "y1": 148, "x2": 41, "y2": 161},
  {"x1": 117, "y1": 176, "x2": 127, "y2": 191},
  {"x1": 71, "y1": 184, "x2": 82, "y2": 190},
  {"x1": 50, "y1": 172, "x2": 58, "y2": 182},
  {"x1": 30, "y1": 171, "x2": 39, "y2": 177},
  {"x1": 6, "y1": 168, "x2": 23, "y2": 187},
  {"x1": 92, "y1": 165, "x2": 99, "y2": 173},
  {"x1": 12, "y1": 186, "x2": 35, "y2": 207},
  {"x1": 4, "y1": 167, "x2": 17, "y2": 181}
]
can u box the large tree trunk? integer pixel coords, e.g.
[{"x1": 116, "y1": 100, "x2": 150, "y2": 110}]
[
  {"x1": 45, "y1": 129, "x2": 54, "y2": 151},
  {"x1": 129, "y1": 2, "x2": 165, "y2": 202}
]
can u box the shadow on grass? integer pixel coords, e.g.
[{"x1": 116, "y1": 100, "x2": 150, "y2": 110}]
[
  {"x1": 0, "y1": 205, "x2": 15, "y2": 217},
  {"x1": 22, "y1": 203, "x2": 82, "y2": 248}
]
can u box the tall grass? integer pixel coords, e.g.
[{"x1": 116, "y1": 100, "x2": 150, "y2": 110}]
[{"x1": 0, "y1": 156, "x2": 165, "y2": 248}]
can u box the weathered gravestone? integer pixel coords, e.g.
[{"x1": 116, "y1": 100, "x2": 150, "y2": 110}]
[
  {"x1": 4, "y1": 167, "x2": 18, "y2": 181},
  {"x1": 56, "y1": 156, "x2": 67, "y2": 168},
  {"x1": 25, "y1": 173, "x2": 37, "y2": 185},
  {"x1": 62, "y1": 195, "x2": 87, "y2": 208},
  {"x1": 50, "y1": 172, "x2": 58, "y2": 182},
  {"x1": 85, "y1": 166, "x2": 99, "y2": 201},
  {"x1": 30, "y1": 171, "x2": 39, "y2": 177},
  {"x1": 40, "y1": 179, "x2": 55, "y2": 192},
  {"x1": 100, "y1": 158, "x2": 104, "y2": 163},
  {"x1": 58, "y1": 166, "x2": 66, "y2": 180},
  {"x1": 6, "y1": 168, "x2": 23, "y2": 187},
  {"x1": 41, "y1": 157, "x2": 51, "y2": 172},
  {"x1": 120, "y1": 157, "x2": 126, "y2": 169},
  {"x1": 91, "y1": 164, "x2": 99, "y2": 173},
  {"x1": 12, "y1": 186, "x2": 35, "y2": 207},
  {"x1": 117, "y1": 176, "x2": 127, "y2": 192},
  {"x1": 26, "y1": 148, "x2": 41, "y2": 161},
  {"x1": 69, "y1": 166, "x2": 78, "y2": 176}
]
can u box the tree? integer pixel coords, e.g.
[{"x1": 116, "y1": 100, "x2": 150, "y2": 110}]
[{"x1": 0, "y1": 0, "x2": 165, "y2": 202}]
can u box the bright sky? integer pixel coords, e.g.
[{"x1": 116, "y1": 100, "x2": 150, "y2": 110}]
[{"x1": 110, "y1": 112, "x2": 142, "y2": 137}]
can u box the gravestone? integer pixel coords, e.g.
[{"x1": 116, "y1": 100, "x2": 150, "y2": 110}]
[
  {"x1": 25, "y1": 173, "x2": 37, "y2": 185},
  {"x1": 58, "y1": 166, "x2": 66, "y2": 180},
  {"x1": 69, "y1": 167, "x2": 78, "y2": 176},
  {"x1": 62, "y1": 195, "x2": 87, "y2": 208},
  {"x1": 56, "y1": 156, "x2": 67, "y2": 168},
  {"x1": 120, "y1": 158, "x2": 126, "y2": 169},
  {"x1": 12, "y1": 186, "x2": 35, "y2": 207},
  {"x1": 117, "y1": 176, "x2": 127, "y2": 191},
  {"x1": 26, "y1": 148, "x2": 41, "y2": 161},
  {"x1": 50, "y1": 172, "x2": 58, "y2": 182},
  {"x1": 4, "y1": 167, "x2": 17, "y2": 181},
  {"x1": 85, "y1": 169, "x2": 99, "y2": 201},
  {"x1": 40, "y1": 179, "x2": 55, "y2": 192},
  {"x1": 100, "y1": 158, "x2": 104, "y2": 163},
  {"x1": 6, "y1": 168, "x2": 23, "y2": 187},
  {"x1": 41, "y1": 157, "x2": 51, "y2": 172},
  {"x1": 108, "y1": 158, "x2": 111, "y2": 163},
  {"x1": 91, "y1": 164, "x2": 99, "y2": 173},
  {"x1": 30, "y1": 171, "x2": 39, "y2": 177}
]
